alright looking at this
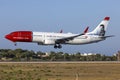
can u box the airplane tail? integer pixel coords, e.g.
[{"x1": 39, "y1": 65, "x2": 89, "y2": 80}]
[{"x1": 88, "y1": 17, "x2": 110, "y2": 36}]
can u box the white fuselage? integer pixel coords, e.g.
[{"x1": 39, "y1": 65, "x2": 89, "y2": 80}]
[{"x1": 32, "y1": 32, "x2": 103, "y2": 45}]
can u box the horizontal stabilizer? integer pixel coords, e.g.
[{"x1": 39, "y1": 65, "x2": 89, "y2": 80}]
[{"x1": 99, "y1": 35, "x2": 114, "y2": 38}]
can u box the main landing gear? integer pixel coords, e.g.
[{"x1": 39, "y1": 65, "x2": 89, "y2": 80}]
[{"x1": 54, "y1": 44, "x2": 62, "y2": 49}]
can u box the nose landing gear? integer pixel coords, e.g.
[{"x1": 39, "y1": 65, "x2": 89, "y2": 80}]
[{"x1": 14, "y1": 42, "x2": 17, "y2": 46}]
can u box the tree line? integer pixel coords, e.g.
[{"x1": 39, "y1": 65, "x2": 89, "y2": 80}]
[{"x1": 0, "y1": 48, "x2": 117, "y2": 61}]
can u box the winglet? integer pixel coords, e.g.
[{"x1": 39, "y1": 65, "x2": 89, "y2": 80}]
[
  {"x1": 60, "y1": 29, "x2": 63, "y2": 33},
  {"x1": 84, "y1": 26, "x2": 89, "y2": 34}
]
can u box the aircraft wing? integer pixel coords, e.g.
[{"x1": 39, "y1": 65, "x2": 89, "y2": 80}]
[
  {"x1": 55, "y1": 33, "x2": 84, "y2": 44},
  {"x1": 55, "y1": 27, "x2": 89, "y2": 44}
]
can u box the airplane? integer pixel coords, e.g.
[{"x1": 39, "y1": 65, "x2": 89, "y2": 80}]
[{"x1": 5, "y1": 17, "x2": 113, "y2": 49}]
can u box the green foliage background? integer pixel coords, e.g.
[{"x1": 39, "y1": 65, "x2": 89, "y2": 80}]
[{"x1": 0, "y1": 48, "x2": 117, "y2": 61}]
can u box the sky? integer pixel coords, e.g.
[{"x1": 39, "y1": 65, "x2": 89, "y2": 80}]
[{"x1": 0, "y1": 0, "x2": 120, "y2": 55}]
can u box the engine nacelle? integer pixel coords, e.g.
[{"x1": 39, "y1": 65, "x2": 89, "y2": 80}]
[{"x1": 44, "y1": 39, "x2": 55, "y2": 45}]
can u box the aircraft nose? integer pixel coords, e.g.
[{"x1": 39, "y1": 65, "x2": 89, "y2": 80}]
[{"x1": 5, "y1": 34, "x2": 12, "y2": 41}]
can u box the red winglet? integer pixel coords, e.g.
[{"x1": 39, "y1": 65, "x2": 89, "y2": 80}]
[
  {"x1": 104, "y1": 17, "x2": 110, "y2": 21},
  {"x1": 84, "y1": 26, "x2": 89, "y2": 34}
]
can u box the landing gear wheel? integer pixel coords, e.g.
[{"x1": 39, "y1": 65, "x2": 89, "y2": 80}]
[
  {"x1": 54, "y1": 44, "x2": 62, "y2": 49},
  {"x1": 58, "y1": 44, "x2": 62, "y2": 49},
  {"x1": 54, "y1": 45, "x2": 57, "y2": 49}
]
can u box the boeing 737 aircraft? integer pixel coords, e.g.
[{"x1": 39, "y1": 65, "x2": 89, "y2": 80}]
[{"x1": 5, "y1": 17, "x2": 113, "y2": 49}]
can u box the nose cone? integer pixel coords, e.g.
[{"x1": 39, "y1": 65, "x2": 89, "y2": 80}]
[
  {"x1": 5, "y1": 34, "x2": 13, "y2": 42},
  {"x1": 5, "y1": 34, "x2": 9, "y2": 39}
]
